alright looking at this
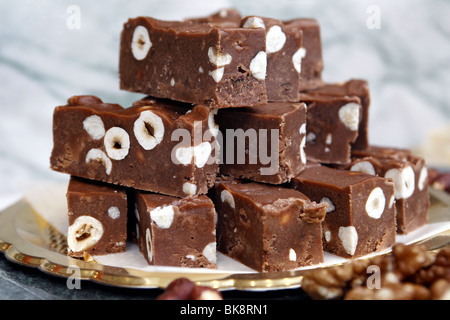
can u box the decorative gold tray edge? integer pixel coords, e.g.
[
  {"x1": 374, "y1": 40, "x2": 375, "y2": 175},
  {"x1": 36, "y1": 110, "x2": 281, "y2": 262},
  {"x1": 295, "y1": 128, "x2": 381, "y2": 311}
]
[{"x1": 1, "y1": 188, "x2": 450, "y2": 292}]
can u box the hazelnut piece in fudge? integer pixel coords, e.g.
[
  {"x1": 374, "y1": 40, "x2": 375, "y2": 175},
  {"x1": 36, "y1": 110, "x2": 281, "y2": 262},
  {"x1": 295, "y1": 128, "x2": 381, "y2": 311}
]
[
  {"x1": 66, "y1": 176, "x2": 128, "y2": 258},
  {"x1": 290, "y1": 164, "x2": 396, "y2": 258}
]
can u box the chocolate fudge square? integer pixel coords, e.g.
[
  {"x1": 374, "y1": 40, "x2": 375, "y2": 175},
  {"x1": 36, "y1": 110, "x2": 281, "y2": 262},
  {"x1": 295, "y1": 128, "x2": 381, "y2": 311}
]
[
  {"x1": 240, "y1": 15, "x2": 303, "y2": 102},
  {"x1": 290, "y1": 164, "x2": 396, "y2": 259},
  {"x1": 299, "y1": 93, "x2": 361, "y2": 165},
  {"x1": 66, "y1": 176, "x2": 128, "y2": 258},
  {"x1": 119, "y1": 16, "x2": 267, "y2": 108},
  {"x1": 210, "y1": 178, "x2": 326, "y2": 272},
  {"x1": 135, "y1": 191, "x2": 217, "y2": 268},
  {"x1": 285, "y1": 18, "x2": 324, "y2": 91},
  {"x1": 349, "y1": 146, "x2": 430, "y2": 234},
  {"x1": 305, "y1": 79, "x2": 371, "y2": 150},
  {"x1": 216, "y1": 102, "x2": 307, "y2": 184},
  {"x1": 50, "y1": 95, "x2": 219, "y2": 198}
]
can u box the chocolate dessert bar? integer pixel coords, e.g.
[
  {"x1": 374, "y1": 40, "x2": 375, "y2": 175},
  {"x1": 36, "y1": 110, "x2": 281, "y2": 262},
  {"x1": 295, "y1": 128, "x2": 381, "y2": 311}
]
[
  {"x1": 348, "y1": 146, "x2": 430, "y2": 234},
  {"x1": 50, "y1": 95, "x2": 219, "y2": 198},
  {"x1": 284, "y1": 18, "x2": 324, "y2": 91},
  {"x1": 135, "y1": 191, "x2": 217, "y2": 268},
  {"x1": 216, "y1": 102, "x2": 307, "y2": 184},
  {"x1": 299, "y1": 93, "x2": 362, "y2": 165},
  {"x1": 290, "y1": 164, "x2": 396, "y2": 259},
  {"x1": 66, "y1": 176, "x2": 128, "y2": 258},
  {"x1": 210, "y1": 178, "x2": 327, "y2": 272},
  {"x1": 119, "y1": 16, "x2": 267, "y2": 108},
  {"x1": 240, "y1": 16, "x2": 303, "y2": 101},
  {"x1": 305, "y1": 79, "x2": 371, "y2": 150}
]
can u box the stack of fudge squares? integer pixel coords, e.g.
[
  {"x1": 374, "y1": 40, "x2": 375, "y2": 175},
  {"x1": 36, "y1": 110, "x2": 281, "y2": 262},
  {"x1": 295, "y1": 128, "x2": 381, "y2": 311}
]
[{"x1": 49, "y1": 9, "x2": 430, "y2": 272}]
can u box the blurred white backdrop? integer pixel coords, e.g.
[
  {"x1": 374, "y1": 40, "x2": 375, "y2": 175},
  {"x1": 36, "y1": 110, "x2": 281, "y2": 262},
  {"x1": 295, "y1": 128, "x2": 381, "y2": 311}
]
[{"x1": 0, "y1": 0, "x2": 449, "y2": 199}]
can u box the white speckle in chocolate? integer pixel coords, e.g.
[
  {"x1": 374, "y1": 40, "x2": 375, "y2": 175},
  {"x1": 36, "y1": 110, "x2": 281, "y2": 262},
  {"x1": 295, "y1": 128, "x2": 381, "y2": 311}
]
[
  {"x1": 107, "y1": 206, "x2": 121, "y2": 219},
  {"x1": 385, "y1": 166, "x2": 415, "y2": 199},
  {"x1": 150, "y1": 205, "x2": 175, "y2": 229},
  {"x1": 365, "y1": 187, "x2": 386, "y2": 219},
  {"x1": 292, "y1": 47, "x2": 306, "y2": 73},
  {"x1": 338, "y1": 226, "x2": 358, "y2": 256},
  {"x1": 338, "y1": 103, "x2": 360, "y2": 131},
  {"x1": 266, "y1": 25, "x2": 286, "y2": 53},
  {"x1": 249, "y1": 51, "x2": 267, "y2": 80},
  {"x1": 104, "y1": 127, "x2": 130, "y2": 160},
  {"x1": 131, "y1": 25, "x2": 152, "y2": 61},
  {"x1": 220, "y1": 189, "x2": 235, "y2": 209},
  {"x1": 85, "y1": 148, "x2": 112, "y2": 175},
  {"x1": 83, "y1": 115, "x2": 105, "y2": 140}
]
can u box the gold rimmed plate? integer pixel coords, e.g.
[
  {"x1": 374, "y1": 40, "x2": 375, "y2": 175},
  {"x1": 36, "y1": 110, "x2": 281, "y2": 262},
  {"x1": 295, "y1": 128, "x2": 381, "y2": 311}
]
[{"x1": 0, "y1": 183, "x2": 449, "y2": 291}]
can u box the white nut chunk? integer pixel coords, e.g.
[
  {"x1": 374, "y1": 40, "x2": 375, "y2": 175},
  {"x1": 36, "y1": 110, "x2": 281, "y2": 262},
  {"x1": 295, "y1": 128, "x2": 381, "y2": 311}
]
[
  {"x1": 338, "y1": 226, "x2": 358, "y2": 256},
  {"x1": 289, "y1": 248, "x2": 297, "y2": 262},
  {"x1": 220, "y1": 189, "x2": 235, "y2": 209},
  {"x1": 338, "y1": 102, "x2": 360, "y2": 131},
  {"x1": 131, "y1": 25, "x2": 152, "y2": 61},
  {"x1": 85, "y1": 148, "x2": 112, "y2": 175},
  {"x1": 83, "y1": 115, "x2": 105, "y2": 140},
  {"x1": 145, "y1": 228, "x2": 153, "y2": 262},
  {"x1": 104, "y1": 127, "x2": 130, "y2": 160},
  {"x1": 320, "y1": 197, "x2": 335, "y2": 213},
  {"x1": 208, "y1": 46, "x2": 232, "y2": 83},
  {"x1": 249, "y1": 51, "x2": 267, "y2": 81},
  {"x1": 351, "y1": 160, "x2": 376, "y2": 176},
  {"x1": 68, "y1": 216, "x2": 104, "y2": 253},
  {"x1": 107, "y1": 206, "x2": 121, "y2": 220},
  {"x1": 418, "y1": 166, "x2": 428, "y2": 191},
  {"x1": 299, "y1": 136, "x2": 306, "y2": 164},
  {"x1": 242, "y1": 16, "x2": 266, "y2": 29},
  {"x1": 174, "y1": 142, "x2": 212, "y2": 168},
  {"x1": 208, "y1": 108, "x2": 219, "y2": 137},
  {"x1": 202, "y1": 242, "x2": 217, "y2": 264},
  {"x1": 365, "y1": 187, "x2": 386, "y2": 219},
  {"x1": 266, "y1": 25, "x2": 286, "y2": 53},
  {"x1": 182, "y1": 182, "x2": 197, "y2": 197},
  {"x1": 150, "y1": 205, "x2": 175, "y2": 229},
  {"x1": 384, "y1": 166, "x2": 415, "y2": 199},
  {"x1": 292, "y1": 47, "x2": 306, "y2": 74},
  {"x1": 134, "y1": 110, "x2": 165, "y2": 150}
]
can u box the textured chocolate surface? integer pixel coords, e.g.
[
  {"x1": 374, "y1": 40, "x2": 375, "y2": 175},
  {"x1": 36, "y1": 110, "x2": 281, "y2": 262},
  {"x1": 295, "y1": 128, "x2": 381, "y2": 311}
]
[
  {"x1": 135, "y1": 191, "x2": 217, "y2": 268},
  {"x1": 119, "y1": 16, "x2": 267, "y2": 108},
  {"x1": 290, "y1": 164, "x2": 396, "y2": 258},
  {"x1": 348, "y1": 146, "x2": 430, "y2": 234},
  {"x1": 305, "y1": 79, "x2": 371, "y2": 150},
  {"x1": 50, "y1": 95, "x2": 219, "y2": 198},
  {"x1": 66, "y1": 176, "x2": 128, "y2": 257},
  {"x1": 300, "y1": 93, "x2": 361, "y2": 165},
  {"x1": 210, "y1": 178, "x2": 326, "y2": 272},
  {"x1": 217, "y1": 102, "x2": 307, "y2": 184},
  {"x1": 240, "y1": 16, "x2": 303, "y2": 101}
]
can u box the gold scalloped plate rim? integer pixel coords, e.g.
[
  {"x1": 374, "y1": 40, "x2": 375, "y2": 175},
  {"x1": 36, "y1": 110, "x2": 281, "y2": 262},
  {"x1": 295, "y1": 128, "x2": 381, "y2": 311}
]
[
  {"x1": 0, "y1": 199, "x2": 311, "y2": 291},
  {"x1": 1, "y1": 190, "x2": 449, "y2": 292}
]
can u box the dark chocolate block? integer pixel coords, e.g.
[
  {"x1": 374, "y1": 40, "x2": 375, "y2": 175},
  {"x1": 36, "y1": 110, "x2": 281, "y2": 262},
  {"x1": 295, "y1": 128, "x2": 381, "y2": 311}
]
[
  {"x1": 305, "y1": 79, "x2": 371, "y2": 150},
  {"x1": 50, "y1": 95, "x2": 219, "y2": 198},
  {"x1": 240, "y1": 16, "x2": 303, "y2": 102},
  {"x1": 135, "y1": 191, "x2": 217, "y2": 268},
  {"x1": 210, "y1": 178, "x2": 326, "y2": 272},
  {"x1": 284, "y1": 18, "x2": 324, "y2": 91},
  {"x1": 290, "y1": 164, "x2": 396, "y2": 259},
  {"x1": 299, "y1": 93, "x2": 361, "y2": 165},
  {"x1": 348, "y1": 146, "x2": 430, "y2": 234},
  {"x1": 119, "y1": 16, "x2": 267, "y2": 108},
  {"x1": 66, "y1": 176, "x2": 128, "y2": 258},
  {"x1": 216, "y1": 102, "x2": 307, "y2": 184}
]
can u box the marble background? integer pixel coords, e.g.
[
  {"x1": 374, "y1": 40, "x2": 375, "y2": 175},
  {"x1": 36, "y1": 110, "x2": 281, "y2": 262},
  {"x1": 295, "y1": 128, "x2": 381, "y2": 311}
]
[{"x1": 1, "y1": 0, "x2": 450, "y2": 201}]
